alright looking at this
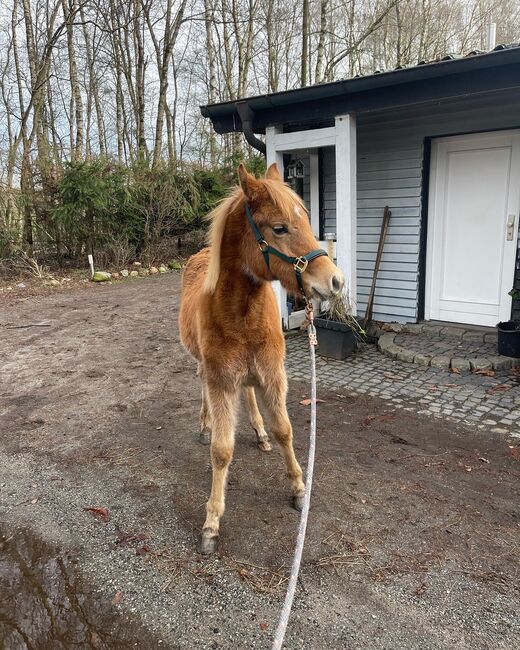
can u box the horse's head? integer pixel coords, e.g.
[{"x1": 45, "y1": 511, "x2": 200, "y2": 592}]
[{"x1": 238, "y1": 163, "x2": 344, "y2": 301}]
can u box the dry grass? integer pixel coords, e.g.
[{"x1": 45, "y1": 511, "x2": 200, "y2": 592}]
[
  {"x1": 150, "y1": 545, "x2": 290, "y2": 595},
  {"x1": 314, "y1": 525, "x2": 373, "y2": 571},
  {"x1": 370, "y1": 550, "x2": 444, "y2": 582},
  {"x1": 225, "y1": 558, "x2": 288, "y2": 594}
]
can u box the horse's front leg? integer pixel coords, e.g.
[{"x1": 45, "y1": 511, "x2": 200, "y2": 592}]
[
  {"x1": 200, "y1": 381, "x2": 238, "y2": 554},
  {"x1": 259, "y1": 369, "x2": 305, "y2": 511}
]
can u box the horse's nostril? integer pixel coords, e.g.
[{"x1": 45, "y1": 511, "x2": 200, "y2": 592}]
[{"x1": 331, "y1": 274, "x2": 343, "y2": 293}]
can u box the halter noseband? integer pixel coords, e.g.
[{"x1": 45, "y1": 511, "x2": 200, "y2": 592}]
[{"x1": 245, "y1": 202, "x2": 327, "y2": 301}]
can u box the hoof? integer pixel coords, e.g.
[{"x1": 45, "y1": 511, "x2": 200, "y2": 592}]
[
  {"x1": 199, "y1": 430, "x2": 211, "y2": 445},
  {"x1": 293, "y1": 494, "x2": 305, "y2": 512},
  {"x1": 199, "y1": 529, "x2": 218, "y2": 555},
  {"x1": 257, "y1": 438, "x2": 272, "y2": 452}
]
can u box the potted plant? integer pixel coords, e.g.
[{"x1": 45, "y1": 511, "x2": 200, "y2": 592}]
[
  {"x1": 497, "y1": 288, "x2": 520, "y2": 358},
  {"x1": 314, "y1": 293, "x2": 365, "y2": 360}
]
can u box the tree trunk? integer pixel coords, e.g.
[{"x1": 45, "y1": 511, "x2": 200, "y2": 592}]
[
  {"x1": 301, "y1": 0, "x2": 310, "y2": 86},
  {"x1": 204, "y1": 0, "x2": 218, "y2": 164},
  {"x1": 315, "y1": 0, "x2": 329, "y2": 84}
]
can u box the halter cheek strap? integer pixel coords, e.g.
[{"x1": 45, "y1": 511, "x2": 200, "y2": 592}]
[{"x1": 245, "y1": 202, "x2": 328, "y2": 299}]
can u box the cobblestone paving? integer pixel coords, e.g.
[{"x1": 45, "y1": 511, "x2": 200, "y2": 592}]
[{"x1": 285, "y1": 335, "x2": 520, "y2": 439}]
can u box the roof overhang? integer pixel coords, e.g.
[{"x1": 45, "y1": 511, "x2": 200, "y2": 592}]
[{"x1": 201, "y1": 47, "x2": 520, "y2": 135}]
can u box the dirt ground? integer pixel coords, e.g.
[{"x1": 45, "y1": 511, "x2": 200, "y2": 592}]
[{"x1": 1, "y1": 274, "x2": 519, "y2": 649}]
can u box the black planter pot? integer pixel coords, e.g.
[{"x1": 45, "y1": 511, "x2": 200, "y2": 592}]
[
  {"x1": 314, "y1": 317, "x2": 357, "y2": 360},
  {"x1": 497, "y1": 321, "x2": 520, "y2": 358}
]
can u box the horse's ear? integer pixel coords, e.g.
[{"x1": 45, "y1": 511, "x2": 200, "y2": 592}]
[
  {"x1": 238, "y1": 163, "x2": 261, "y2": 200},
  {"x1": 265, "y1": 163, "x2": 281, "y2": 181}
]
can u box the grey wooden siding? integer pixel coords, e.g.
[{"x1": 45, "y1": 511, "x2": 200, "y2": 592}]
[
  {"x1": 321, "y1": 92, "x2": 520, "y2": 322},
  {"x1": 321, "y1": 147, "x2": 336, "y2": 236}
]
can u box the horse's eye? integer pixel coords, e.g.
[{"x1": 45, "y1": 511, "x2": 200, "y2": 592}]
[{"x1": 272, "y1": 225, "x2": 288, "y2": 236}]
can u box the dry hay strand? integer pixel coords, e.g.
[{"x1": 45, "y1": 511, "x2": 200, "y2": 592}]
[
  {"x1": 314, "y1": 525, "x2": 372, "y2": 571},
  {"x1": 151, "y1": 548, "x2": 287, "y2": 595},
  {"x1": 90, "y1": 444, "x2": 148, "y2": 467},
  {"x1": 151, "y1": 548, "x2": 218, "y2": 590},
  {"x1": 370, "y1": 550, "x2": 444, "y2": 582},
  {"x1": 224, "y1": 558, "x2": 288, "y2": 595}
]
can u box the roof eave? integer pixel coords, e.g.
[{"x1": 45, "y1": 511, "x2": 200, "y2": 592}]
[{"x1": 201, "y1": 47, "x2": 520, "y2": 135}]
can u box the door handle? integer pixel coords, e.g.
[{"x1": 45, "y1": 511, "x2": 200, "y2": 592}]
[{"x1": 506, "y1": 214, "x2": 516, "y2": 241}]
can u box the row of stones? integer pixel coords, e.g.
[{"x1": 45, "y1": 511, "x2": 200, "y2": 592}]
[
  {"x1": 378, "y1": 332, "x2": 520, "y2": 371},
  {"x1": 396, "y1": 322, "x2": 498, "y2": 343}
]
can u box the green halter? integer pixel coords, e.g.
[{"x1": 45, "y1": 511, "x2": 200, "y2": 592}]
[{"x1": 245, "y1": 202, "x2": 327, "y2": 300}]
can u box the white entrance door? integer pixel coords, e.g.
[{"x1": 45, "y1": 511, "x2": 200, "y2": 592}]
[{"x1": 426, "y1": 131, "x2": 520, "y2": 326}]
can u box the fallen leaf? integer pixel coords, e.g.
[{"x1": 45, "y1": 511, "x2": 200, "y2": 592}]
[
  {"x1": 31, "y1": 498, "x2": 39, "y2": 504},
  {"x1": 478, "y1": 457, "x2": 490, "y2": 464},
  {"x1": 487, "y1": 385, "x2": 510, "y2": 396},
  {"x1": 115, "y1": 530, "x2": 148, "y2": 546},
  {"x1": 299, "y1": 398, "x2": 326, "y2": 406},
  {"x1": 474, "y1": 369, "x2": 495, "y2": 377},
  {"x1": 449, "y1": 367, "x2": 460, "y2": 375},
  {"x1": 259, "y1": 621, "x2": 269, "y2": 632},
  {"x1": 443, "y1": 383, "x2": 457, "y2": 388},
  {"x1": 111, "y1": 591, "x2": 123, "y2": 606},
  {"x1": 136, "y1": 544, "x2": 151, "y2": 556},
  {"x1": 465, "y1": 466, "x2": 472, "y2": 472},
  {"x1": 50, "y1": 475, "x2": 60, "y2": 481},
  {"x1": 510, "y1": 448, "x2": 520, "y2": 461},
  {"x1": 414, "y1": 582, "x2": 427, "y2": 596},
  {"x1": 155, "y1": 426, "x2": 162, "y2": 430},
  {"x1": 84, "y1": 507, "x2": 110, "y2": 523},
  {"x1": 383, "y1": 372, "x2": 401, "y2": 380}
]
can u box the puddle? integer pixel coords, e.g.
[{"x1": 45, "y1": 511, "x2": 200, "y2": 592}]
[{"x1": 0, "y1": 527, "x2": 162, "y2": 649}]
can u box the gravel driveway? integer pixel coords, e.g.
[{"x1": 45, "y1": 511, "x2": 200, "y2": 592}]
[{"x1": 1, "y1": 274, "x2": 519, "y2": 649}]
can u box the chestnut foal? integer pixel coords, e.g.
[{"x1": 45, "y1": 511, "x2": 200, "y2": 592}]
[{"x1": 179, "y1": 163, "x2": 344, "y2": 553}]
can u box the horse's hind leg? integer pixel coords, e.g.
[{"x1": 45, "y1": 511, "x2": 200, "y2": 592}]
[
  {"x1": 244, "y1": 386, "x2": 272, "y2": 452},
  {"x1": 198, "y1": 363, "x2": 211, "y2": 445},
  {"x1": 258, "y1": 371, "x2": 305, "y2": 511},
  {"x1": 199, "y1": 383, "x2": 212, "y2": 445},
  {"x1": 200, "y1": 382, "x2": 238, "y2": 554}
]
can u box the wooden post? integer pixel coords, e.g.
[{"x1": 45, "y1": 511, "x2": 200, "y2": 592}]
[
  {"x1": 266, "y1": 126, "x2": 289, "y2": 329},
  {"x1": 335, "y1": 114, "x2": 357, "y2": 312}
]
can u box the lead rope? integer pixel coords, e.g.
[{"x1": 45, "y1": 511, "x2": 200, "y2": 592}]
[{"x1": 272, "y1": 303, "x2": 318, "y2": 650}]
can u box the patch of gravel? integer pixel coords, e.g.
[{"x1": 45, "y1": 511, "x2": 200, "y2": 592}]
[
  {"x1": 1, "y1": 447, "x2": 518, "y2": 650},
  {"x1": 2, "y1": 276, "x2": 519, "y2": 649}
]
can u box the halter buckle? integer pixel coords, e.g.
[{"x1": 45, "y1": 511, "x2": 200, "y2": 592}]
[
  {"x1": 293, "y1": 257, "x2": 309, "y2": 274},
  {"x1": 259, "y1": 240, "x2": 269, "y2": 253}
]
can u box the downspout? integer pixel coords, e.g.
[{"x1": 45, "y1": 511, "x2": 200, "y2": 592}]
[{"x1": 236, "y1": 101, "x2": 266, "y2": 156}]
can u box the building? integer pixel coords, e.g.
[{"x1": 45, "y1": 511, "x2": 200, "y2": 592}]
[{"x1": 201, "y1": 45, "x2": 520, "y2": 329}]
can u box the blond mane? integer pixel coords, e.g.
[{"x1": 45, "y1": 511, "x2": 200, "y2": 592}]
[{"x1": 203, "y1": 178, "x2": 306, "y2": 294}]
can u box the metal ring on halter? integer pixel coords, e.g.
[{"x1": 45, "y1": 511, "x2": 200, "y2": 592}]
[{"x1": 293, "y1": 257, "x2": 309, "y2": 274}]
